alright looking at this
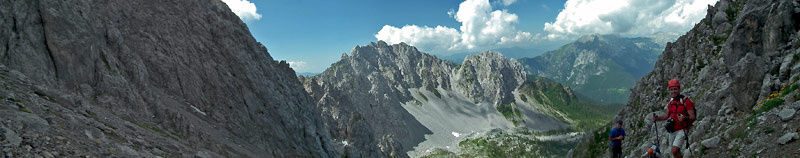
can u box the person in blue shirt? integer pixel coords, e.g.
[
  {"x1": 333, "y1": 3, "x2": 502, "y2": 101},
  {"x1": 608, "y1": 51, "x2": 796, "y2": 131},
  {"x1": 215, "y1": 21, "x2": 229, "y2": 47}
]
[{"x1": 609, "y1": 120, "x2": 625, "y2": 158}]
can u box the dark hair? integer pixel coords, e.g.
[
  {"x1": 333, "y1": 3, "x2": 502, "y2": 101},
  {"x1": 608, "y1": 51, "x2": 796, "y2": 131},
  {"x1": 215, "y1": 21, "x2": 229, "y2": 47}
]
[{"x1": 616, "y1": 120, "x2": 623, "y2": 125}]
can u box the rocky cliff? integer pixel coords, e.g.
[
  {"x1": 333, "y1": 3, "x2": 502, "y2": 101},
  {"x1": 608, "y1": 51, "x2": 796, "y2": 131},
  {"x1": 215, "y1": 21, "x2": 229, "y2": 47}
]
[
  {"x1": 518, "y1": 34, "x2": 664, "y2": 103},
  {"x1": 571, "y1": 0, "x2": 800, "y2": 157},
  {"x1": 0, "y1": 0, "x2": 334, "y2": 157}
]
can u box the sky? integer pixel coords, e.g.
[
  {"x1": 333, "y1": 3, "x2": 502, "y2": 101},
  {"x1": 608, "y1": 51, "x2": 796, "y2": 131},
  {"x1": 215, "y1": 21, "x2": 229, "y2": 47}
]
[{"x1": 221, "y1": 0, "x2": 718, "y2": 73}]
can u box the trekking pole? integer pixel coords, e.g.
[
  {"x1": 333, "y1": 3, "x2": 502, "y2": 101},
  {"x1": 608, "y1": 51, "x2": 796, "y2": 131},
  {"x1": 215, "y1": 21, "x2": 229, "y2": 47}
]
[
  {"x1": 652, "y1": 114, "x2": 659, "y2": 145},
  {"x1": 683, "y1": 127, "x2": 694, "y2": 157},
  {"x1": 653, "y1": 113, "x2": 661, "y2": 158},
  {"x1": 681, "y1": 106, "x2": 694, "y2": 157}
]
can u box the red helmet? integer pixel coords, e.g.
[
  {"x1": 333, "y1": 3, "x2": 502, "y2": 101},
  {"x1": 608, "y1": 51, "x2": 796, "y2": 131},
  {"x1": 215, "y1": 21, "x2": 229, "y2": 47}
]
[{"x1": 668, "y1": 79, "x2": 680, "y2": 88}]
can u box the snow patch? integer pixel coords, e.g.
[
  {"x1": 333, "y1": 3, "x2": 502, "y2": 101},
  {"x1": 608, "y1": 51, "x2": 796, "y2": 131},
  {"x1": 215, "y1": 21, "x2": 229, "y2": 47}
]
[{"x1": 190, "y1": 105, "x2": 207, "y2": 116}]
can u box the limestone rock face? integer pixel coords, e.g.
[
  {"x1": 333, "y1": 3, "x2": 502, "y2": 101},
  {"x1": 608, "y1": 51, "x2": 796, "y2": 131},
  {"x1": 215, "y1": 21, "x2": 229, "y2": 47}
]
[
  {"x1": 452, "y1": 51, "x2": 526, "y2": 105},
  {"x1": 0, "y1": 0, "x2": 334, "y2": 157},
  {"x1": 571, "y1": 0, "x2": 800, "y2": 157}
]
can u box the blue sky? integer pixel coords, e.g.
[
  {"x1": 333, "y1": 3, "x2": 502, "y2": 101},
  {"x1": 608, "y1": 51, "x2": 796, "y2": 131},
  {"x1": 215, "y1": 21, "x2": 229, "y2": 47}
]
[{"x1": 222, "y1": 0, "x2": 718, "y2": 73}]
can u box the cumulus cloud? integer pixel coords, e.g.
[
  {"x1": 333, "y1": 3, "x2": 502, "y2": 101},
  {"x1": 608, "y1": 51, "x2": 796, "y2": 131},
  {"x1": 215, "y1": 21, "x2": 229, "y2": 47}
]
[
  {"x1": 375, "y1": 0, "x2": 533, "y2": 54},
  {"x1": 543, "y1": 0, "x2": 718, "y2": 39},
  {"x1": 287, "y1": 61, "x2": 309, "y2": 72},
  {"x1": 221, "y1": 0, "x2": 262, "y2": 21}
]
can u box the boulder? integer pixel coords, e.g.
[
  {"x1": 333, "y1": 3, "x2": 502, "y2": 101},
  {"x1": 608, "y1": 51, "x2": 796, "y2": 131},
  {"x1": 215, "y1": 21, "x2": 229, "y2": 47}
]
[
  {"x1": 779, "y1": 108, "x2": 796, "y2": 121},
  {"x1": 711, "y1": 11, "x2": 728, "y2": 27},
  {"x1": 777, "y1": 132, "x2": 799, "y2": 145},
  {"x1": 701, "y1": 136, "x2": 721, "y2": 148},
  {"x1": 1, "y1": 126, "x2": 21, "y2": 147},
  {"x1": 785, "y1": 91, "x2": 799, "y2": 103}
]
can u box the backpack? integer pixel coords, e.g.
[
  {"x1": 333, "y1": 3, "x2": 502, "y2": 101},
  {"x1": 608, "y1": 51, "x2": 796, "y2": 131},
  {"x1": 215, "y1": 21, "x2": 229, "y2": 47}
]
[{"x1": 667, "y1": 95, "x2": 695, "y2": 128}]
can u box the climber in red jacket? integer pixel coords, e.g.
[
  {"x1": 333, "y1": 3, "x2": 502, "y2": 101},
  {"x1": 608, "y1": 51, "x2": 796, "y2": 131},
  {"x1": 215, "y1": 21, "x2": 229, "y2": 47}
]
[{"x1": 652, "y1": 79, "x2": 696, "y2": 158}]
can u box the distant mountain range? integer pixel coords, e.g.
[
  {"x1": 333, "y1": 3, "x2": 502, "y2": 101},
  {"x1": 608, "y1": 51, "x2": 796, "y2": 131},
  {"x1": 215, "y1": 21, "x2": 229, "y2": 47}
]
[
  {"x1": 296, "y1": 72, "x2": 320, "y2": 76},
  {"x1": 518, "y1": 34, "x2": 667, "y2": 103}
]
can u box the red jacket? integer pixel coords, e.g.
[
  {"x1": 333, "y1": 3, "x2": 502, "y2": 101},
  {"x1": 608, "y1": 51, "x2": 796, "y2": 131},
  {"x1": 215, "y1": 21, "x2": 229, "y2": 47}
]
[{"x1": 667, "y1": 96, "x2": 695, "y2": 131}]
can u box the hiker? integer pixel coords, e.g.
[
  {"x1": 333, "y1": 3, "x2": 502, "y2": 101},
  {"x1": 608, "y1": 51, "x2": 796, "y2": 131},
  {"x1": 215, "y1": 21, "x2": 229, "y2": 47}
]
[
  {"x1": 609, "y1": 120, "x2": 625, "y2": 158},
  {"x1": 641, "y1": 145, "x2": 660, "y2": 158},
  {"x1": 652, "y1": 79, "x2": 696, "y2": 158}
]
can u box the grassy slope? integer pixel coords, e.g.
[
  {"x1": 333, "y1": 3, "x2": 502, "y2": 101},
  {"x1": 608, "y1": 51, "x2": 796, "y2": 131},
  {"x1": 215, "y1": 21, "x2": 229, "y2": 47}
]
[
  {"x1": 421, "y1": 130, "x2": 578, "y2": 158},
  {"x1": 520, "y1": 76, "x2": 621, "y2": 131}
]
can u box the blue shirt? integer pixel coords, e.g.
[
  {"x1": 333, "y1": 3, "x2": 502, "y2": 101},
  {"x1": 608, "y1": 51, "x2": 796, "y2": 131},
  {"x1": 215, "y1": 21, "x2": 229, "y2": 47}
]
[{"x1": 609, "y1": 127, "x2": 625, "y2": 146}]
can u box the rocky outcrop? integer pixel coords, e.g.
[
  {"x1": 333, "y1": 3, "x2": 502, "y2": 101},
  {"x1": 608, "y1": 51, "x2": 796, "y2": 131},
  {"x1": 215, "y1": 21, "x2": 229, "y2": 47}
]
[
  {"x1": 452, "y1": 51, "x2": 526, "y2": 105},
  {"x1": 518, "y1": 34, "x2": 664, "y2": 103},
  {"x1": 570, "y1": 0, "x2": 800, "y2": 157},
  {"x1": 0, "y1": 0, "x2": 334, "y2": 157}
]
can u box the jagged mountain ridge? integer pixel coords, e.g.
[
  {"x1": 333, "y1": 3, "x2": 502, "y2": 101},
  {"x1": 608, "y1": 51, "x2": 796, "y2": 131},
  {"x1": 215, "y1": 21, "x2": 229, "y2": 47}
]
[
  {"x1": 518, "y1": 34, "x2": 664, "y2": 103},
  {"x1": 300, "y1": 41, "x2": 616, "y2": 157},
  {"x1": 570, "y1": 0, "x2": 800, "y2": 157},
  {"x1": 0, "y1": 0, "x2": 334, "y2": 157}
]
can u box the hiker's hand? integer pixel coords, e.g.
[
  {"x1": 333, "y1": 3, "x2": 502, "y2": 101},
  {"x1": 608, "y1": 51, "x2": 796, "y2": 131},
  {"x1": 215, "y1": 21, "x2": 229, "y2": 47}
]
[
  {"x1": 652, "y1": 114, "x2": 657, "y2": 121},
  {"x1": 677, "y1": 113, "x2": 685, "y2": 121}
]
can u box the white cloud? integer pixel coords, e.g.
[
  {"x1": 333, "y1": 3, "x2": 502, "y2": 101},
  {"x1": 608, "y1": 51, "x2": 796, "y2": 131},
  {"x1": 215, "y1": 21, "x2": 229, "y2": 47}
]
[
  {"x1": 375, "y1": 0, "x2": 533, "y2": 54},
  {"x1": 221, "y1": 0, "x2": 262, "y2": 21},
  {"x1": 499, "y1": 0, "x2": 517, "y2": 6},
  {"x1": 287, "y1": 61, "x2": 309, "y2": 72},
  {"x1": 540, "y1": 4, "x2": 551, "y2": 11},
  {"x1": 376, "y1": 25, "x2": 461, "y2": 53},
  {"x1": 543, "y1": 0, "x2": 718, "y2": 39}
]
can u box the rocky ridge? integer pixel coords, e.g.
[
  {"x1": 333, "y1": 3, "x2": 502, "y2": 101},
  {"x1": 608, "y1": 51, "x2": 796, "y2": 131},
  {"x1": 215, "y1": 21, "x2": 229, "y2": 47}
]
[
  {"x1": 0, "y1": 0, "x2": 334, "y2": 157},
  {"x1": 570, "y1": 0, "x2": 800, "y2": 157}
]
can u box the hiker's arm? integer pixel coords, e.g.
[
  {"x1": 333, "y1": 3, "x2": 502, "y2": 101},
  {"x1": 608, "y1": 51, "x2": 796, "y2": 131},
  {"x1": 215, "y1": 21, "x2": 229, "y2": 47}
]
[
  {"x1": 609, "y1": 132, "x2": 614, "y2": 141},
  {"x1": 657, "y1": 113, "x2": 668, "y2": 121},
  {"x1": 688, "y1": 109, "x2": 696, "y2": 122},
  {"x1": 653, "y1": 112, "x2": 668, "y2": 121}
]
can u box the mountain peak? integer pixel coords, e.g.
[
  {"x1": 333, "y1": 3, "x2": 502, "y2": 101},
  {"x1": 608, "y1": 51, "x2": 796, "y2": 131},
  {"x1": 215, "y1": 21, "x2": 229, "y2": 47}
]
[
  {"x1": 577, "y1": 34, "x2": 602, "y2": 43},
  {"x1": 464, "y1": 51, "x2": 509, "y2": 62},
  {"x1": 351, "y1": 41, "x2": 422, "y2": 59}
]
